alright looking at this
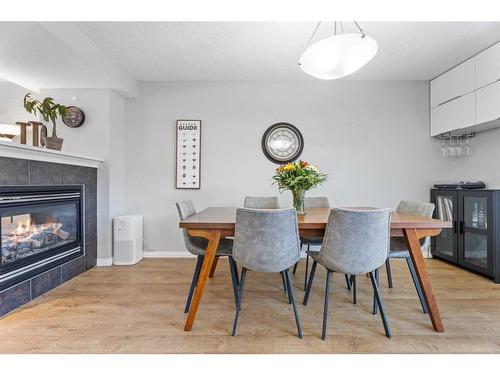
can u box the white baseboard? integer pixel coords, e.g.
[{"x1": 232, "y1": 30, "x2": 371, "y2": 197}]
[
  {"x1": 97, "y1": 257, "x2": 113, "y2": 266},
  {"x1": 143, "y1": 251, "x2": 312, "y2": 259},
  {"x1": 140, "y1": 250, "x2": 430, "y2": 260},
  {"x1": 143, "y1": 251, "x2": 195, "y2": 258}
]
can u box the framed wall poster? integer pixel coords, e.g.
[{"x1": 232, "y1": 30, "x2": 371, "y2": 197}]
[{"x1": 176, "y1": 120, "x2": 201, "y2": 189}]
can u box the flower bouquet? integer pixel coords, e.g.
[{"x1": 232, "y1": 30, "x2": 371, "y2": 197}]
[{"x1": 272, "y1": 160, "x2": 328, "y2": 214}]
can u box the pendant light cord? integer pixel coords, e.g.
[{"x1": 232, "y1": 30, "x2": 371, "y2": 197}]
[
  {"x1": 301, "y1": 21, "x2": 367, "y2": 60},
  {"x1": 302, "y1": 21, "x2": 322, "y2": 54},
  {"x1": 353, "y1": 21, "x2": 366, "y2": 37}
]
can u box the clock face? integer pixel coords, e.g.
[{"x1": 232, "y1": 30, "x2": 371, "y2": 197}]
[
  {"x1": 261, "y1": 123, "x2": 304, "y2": 164},
  {"x1": 63, "y1": 106, "x2": 85, "y2": 128}
]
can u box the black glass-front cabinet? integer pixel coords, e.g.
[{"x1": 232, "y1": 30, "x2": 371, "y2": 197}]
[{"x1": 431, "y1": 189, "x2": 500, "y2": 283}]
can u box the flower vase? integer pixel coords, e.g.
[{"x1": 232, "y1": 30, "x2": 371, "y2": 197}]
[{"x1": 292, "y1": 190, "x2": 306, "y2": 215}]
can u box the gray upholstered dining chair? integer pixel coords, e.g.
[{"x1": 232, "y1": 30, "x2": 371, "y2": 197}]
[
  {"x1": 243, "y1": 196, "x2": 280, "y2": 209},
  {"x1": 384, "y1": 200, "x2": 435, "y2": 314},
  {"x1": 292, "y1": 196, "x2": 332, "y2": 290},
  {"x1": 303, "y1": 208, "x2": 393, "y2": 340},
  {"x1": 231, "y1": 208, "x2": 303, "y2": 338},
  {"x1": 243, "y1": 195, "x2": 290, "y2": 291},
  {"x1": 176, "y1": 200, "x2": 239, "y2": 313}
]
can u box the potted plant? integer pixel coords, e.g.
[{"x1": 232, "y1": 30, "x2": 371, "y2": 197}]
[
  {"x1": 272, "y1": 160, "x2": 328, "y2": 215},
  {"x1": 23, "y1": 93, "x2": 68, "y2": 150}
]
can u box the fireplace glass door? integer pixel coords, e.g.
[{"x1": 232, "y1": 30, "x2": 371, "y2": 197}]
[{"x1": 1, "y1": 201, "x2": 80, "y2": 266}]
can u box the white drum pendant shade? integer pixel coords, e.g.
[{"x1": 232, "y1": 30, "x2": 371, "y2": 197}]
[{"x1": 299, "y1": 33, "x2": 378, "y2": 80}]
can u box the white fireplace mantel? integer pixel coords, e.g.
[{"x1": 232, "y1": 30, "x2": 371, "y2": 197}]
[{"x1": 0, "y1": 141, "x2": 104, "y2": 168}]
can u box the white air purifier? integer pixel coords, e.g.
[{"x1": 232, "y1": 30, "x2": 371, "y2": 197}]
[{"x1": 113, "y1": 215, "x2": 143, "y2": 265}]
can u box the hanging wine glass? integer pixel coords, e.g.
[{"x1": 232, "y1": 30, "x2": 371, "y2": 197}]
[
  {"x1": 465, "y1": 135, "x2": 472, "y2": 156},
  {"x1": 440, "y1": 137, "x2": 448, "y2": 157},
  {"x1": 447, "y1": 136, "x2": 456, "y2": 157}
]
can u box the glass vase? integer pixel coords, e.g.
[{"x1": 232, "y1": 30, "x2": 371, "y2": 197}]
[{"x1": 292, "y1": 190, "x2": 306, "y2": 215}]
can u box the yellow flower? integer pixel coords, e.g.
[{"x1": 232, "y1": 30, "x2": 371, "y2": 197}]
[{"x1": 283, "y1": 163, "x2": 295, "y2": 171}]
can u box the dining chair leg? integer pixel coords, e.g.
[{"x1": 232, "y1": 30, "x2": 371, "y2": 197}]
[
  {"x1": 293, "y1": 242, "x2": 304, "y2": 275},
  {"x1": 303, "y1": 260, "x2": 317, "y2": 305},
  {"x1": 184, "y1": 255, "x2": 204, "y2": 313},
  {"x1": 406, "y1": 257, "x2": 429, "y2": 314},
  {"x1": 369, "y1": 271, "x2": 392, "y2": 338},
  {"x1": 231, "y1": 267, "x2": 247, "y2": 336},
  {"x1": 303, "y1": 249, "x2": 310, "y2": 290},
  {"x1": 284, "y1": 269, "x2": 303, "y2": 338},
  {"x1": 209, "y1": 256, "x2": 219, "y2": 278},
  {"x1": 345, "y1": 274, "x2": 352, "y2": 290},
  {"x1": 228, "y1": 257, "x2": 240, "y2": 309},
  {"x1": 322, "y1": 270, "x2": 332, "y2": 340},
  {"x1": 373, "y1": 267, "x2": 380, "y2": 315},
  {"x1": 281, "y1": 272, "x2": 289, "y2": 298},
  {"x1": 386, "y1": 259, "x2": 393, "y2": 288},
  {"x1": 351, "y1": 275, "x2": 357, "y2": 304}
]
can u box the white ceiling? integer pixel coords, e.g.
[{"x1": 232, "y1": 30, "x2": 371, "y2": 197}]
[
  {"x1": 0, "y1": 23, "x2": 110, "y2": 90},
  {"x1": 1, "y1": 22, "x2": 500, "y2": 96},
  {"x1": 78, "y1": 21, "x2": 500, "y2": 81}
]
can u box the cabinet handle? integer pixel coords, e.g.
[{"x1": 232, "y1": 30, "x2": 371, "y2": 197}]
[
  {"x1": 437, "y1": 95, "x2": 462, "y2": 107},
  {"x1": 460, "y1": 221, "x2": 465, "y2": 235}
]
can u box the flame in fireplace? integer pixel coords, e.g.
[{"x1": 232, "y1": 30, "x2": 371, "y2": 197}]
[
  {"x1": 3, "y1": 221, "x2": 71, "y2": 264},
  {"x1": 16, "y1": 220, "x2": 30, "y2": 235}
]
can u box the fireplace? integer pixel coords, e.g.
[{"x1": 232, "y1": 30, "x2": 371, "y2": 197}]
[{"x1": 0, "y1": 185, "x2": 84, "y2": 289}]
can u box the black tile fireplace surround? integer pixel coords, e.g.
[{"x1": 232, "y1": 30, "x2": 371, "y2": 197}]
[{"x1": 0, "y1": 157, "x2": 97, "y2": 317}]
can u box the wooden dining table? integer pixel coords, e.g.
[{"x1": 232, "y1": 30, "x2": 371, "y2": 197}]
[{"x1": 179, "y1": 207, "x2": 452, "y2": 332}]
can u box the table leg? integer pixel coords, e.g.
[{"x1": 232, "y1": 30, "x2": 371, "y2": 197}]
[
  {"x1": 404, "y1": 228, "x2": 444, "y2": 332},
  {"x1": 184, "y1": 230, "x2": 221, "y2": 331}
]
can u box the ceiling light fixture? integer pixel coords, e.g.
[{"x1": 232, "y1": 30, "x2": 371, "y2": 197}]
[{"x1": 299, "y1": 21, "x2": 378, "y2": 80}]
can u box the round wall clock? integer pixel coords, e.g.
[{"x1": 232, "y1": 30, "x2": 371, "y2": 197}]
[
  {"x1": 62, "y1": 106, "x2": 85, "y2": 128},
  {"x1": 261, "y1": 122, "x2": 304, "y2": 164}
]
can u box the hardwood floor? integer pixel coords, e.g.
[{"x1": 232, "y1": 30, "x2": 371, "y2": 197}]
[{"x1": 1, "y1": 258, "x2": 499, "y2": 353}]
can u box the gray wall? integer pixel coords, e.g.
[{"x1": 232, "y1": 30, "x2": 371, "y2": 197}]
[{"x1": 125, "y1": 80, "x2": 455, "y2": 254}]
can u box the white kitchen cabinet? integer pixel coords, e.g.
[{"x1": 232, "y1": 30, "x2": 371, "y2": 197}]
[
  {"x1": 430, "y1": 58, "x2": 475, "y2": 108},
  {"x1": 430, "y1": 92, "x2": 475, "y2": 136},
  {"x1": 476, "y1": 42, "x2": 500, "y2": 89},
  {"x1": 476, "y1": 80, "x2": 500, "y2": 124}
]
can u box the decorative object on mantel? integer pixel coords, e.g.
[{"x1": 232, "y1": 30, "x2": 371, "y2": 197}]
[
  {"x1": 436, "y1": 132, "x2": 476, "y2": 158},
  {"x1": 0, "y1": 124, "x2": 20, "y2": 143},
  {"x1": 23, "y1": 93, "x2": 68, "y2": 151},
  {"x1": 28, "y1": 121, "x2": 43, "y2": 147},
  {"x1": 176, "y1": 120, "x2": 201, "y2": 189},
  {"x1": 62, "y1": 106, "x2": 85, "y2": 128},
  {"x1": 272, "y1": 160, "x2": 327, "y2": 215},
  {"x1": 262, "y1": 122, "x2": 304, "y2": 164},
  {"x1": 40, "y1": 124, "x2": 48, "y2": 147},
  {"x1": 299, "y1": 21, "x2": 378, "y2": 80},
  {"x1": 15, "y1": 122, "x2": 30, "y2": 145}
]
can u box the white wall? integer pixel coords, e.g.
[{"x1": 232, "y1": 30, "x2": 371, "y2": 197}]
[
  {"x1": 125, "y1": 81, "x2": 454, "y2": 254},
  {"x1": 452, "y1": 127, "x2": 500, "y2": 187},
  {"x1": 0, "y1": 81, "x2": 36, "y2": 125}
]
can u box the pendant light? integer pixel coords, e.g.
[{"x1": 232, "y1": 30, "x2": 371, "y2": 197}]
[{"x1": 299, "y1": 21, "x2": 378, "y2": 80}]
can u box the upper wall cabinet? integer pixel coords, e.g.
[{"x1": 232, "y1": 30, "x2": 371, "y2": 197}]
[
  {"x1": 476, "y1": 80, "x2": 500, "y2": 124},
  {"x1": 476, "y1": 42, "x2": 500, "y2": 89},
  {"x1": 430, "y1": 41, "x2": 500, "y2": 136},
  {"x1": 430, "y1": 59, "x2": 475, "y2": 108},
  {"x1": 430, "y1": 92, "x2": 475, "y2": 136}
]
